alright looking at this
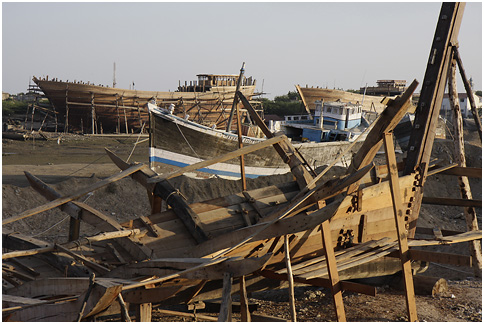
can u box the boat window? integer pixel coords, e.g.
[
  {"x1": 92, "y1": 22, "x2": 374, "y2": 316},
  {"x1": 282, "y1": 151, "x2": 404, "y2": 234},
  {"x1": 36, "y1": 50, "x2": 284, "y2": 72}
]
[
  {"x1": 287, "y1": 116, "x2": 292, "y2": 121},
  {"x1": 339, "y1": 108, "x2": 343, "y2": 115}
]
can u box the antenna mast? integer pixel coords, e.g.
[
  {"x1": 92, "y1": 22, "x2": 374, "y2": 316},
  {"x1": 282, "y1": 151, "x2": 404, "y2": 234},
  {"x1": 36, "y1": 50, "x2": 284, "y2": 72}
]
[{"x1": 113, "y1": 62, "x2": 116, "y2": 88}]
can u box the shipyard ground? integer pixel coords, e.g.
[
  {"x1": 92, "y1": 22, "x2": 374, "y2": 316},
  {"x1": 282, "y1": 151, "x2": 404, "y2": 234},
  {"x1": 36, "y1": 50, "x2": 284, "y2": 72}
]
[{"x1": 2, "y1": 128, "x2": 482, "y2": 322}]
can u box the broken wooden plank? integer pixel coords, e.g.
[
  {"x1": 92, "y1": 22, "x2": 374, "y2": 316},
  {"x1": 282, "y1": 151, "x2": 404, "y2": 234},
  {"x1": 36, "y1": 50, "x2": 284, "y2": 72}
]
[
  {"x1": 3, "y1": 163, "x2": 145, "y2": 225},
  {"x1": 110, "y1": 255, "x2": 271, "y2": 280},
  {"x1": 2, "y1": 229, "x2": 144, "y2": 260}
]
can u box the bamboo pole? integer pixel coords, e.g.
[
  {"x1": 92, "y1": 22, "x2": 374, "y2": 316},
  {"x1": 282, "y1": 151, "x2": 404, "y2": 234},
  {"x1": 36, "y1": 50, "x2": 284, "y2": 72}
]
[{"x1": 284, "y1": 235, "x2": 297, "y2": 322}]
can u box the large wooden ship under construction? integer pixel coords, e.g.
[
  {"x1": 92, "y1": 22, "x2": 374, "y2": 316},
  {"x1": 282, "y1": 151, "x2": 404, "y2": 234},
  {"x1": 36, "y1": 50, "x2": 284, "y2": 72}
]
[
  {"x1": 2, "y1": 3, "x2": 481, "y2": 322},
  {"x1": 32, "y1": 73, "x2": 258, "y2": 133}
]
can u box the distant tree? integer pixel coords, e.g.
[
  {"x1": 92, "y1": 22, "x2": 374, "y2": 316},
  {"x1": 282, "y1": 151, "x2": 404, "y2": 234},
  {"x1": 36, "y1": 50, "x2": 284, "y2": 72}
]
[
  {"x1": 262, "y1": 91, "x2": 306, "y2": 117},
  {"x1": 475, "y1": 90, "x2": 482, "y2": 97}
]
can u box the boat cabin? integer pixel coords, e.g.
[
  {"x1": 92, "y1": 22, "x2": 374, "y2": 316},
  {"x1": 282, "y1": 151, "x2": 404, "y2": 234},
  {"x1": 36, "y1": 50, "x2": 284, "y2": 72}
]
[
  {"x1": 268, "y1": 100, "x2": 363, "y2": 143},
  {"x1": 177, "y1": 74, "x2": 256, "y2": 92}
]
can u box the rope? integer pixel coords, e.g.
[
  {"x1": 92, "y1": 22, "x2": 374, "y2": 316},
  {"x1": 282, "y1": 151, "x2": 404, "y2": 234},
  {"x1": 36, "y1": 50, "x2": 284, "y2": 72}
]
[
  {"x1": 173, "y1": 118, "x2": 217, "y2": 176},
  {"x1": 32, "y1": 215, "x2": 70, "y2": 237},
  {"x1": 126, "y1": 122, "x2": 146, "y2": 163}
]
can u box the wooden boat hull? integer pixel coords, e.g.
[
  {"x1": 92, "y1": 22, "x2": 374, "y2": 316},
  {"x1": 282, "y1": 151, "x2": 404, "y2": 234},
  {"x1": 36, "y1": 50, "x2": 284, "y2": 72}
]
[
  {"x1": 149, "y1": 107, "x2": 362, "y2": 178},
  {"x1": 33, "y1": 77, "x2": 256, "y2": 133},
  {"x1": 296, "y1": 86, "x2": 392, "y2": 113}
]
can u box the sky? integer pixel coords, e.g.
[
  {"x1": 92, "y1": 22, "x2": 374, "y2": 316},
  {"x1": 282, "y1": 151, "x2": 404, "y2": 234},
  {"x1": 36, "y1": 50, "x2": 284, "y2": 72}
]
[{"x1": 2, "y1": 1, "x2": 482, "y2": 99}]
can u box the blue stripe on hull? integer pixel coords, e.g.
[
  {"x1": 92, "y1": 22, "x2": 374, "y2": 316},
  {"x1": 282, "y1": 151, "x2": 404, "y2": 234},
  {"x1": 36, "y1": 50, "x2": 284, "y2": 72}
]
[{"x1": 150, "y1": 156, "x2": 261, "y2": 178}]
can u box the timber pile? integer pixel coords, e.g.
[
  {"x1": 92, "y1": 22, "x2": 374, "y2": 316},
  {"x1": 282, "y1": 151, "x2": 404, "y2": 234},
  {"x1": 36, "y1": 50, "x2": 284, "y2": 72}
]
[{"x1": 2, "y1": 3, "x2": 482, "y2": 322}]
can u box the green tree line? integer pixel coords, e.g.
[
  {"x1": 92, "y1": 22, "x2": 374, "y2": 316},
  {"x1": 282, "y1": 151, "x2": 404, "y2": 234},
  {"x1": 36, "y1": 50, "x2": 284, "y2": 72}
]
[{"x1": 260, "y1": 91, "x2": 307, "y2": 117}]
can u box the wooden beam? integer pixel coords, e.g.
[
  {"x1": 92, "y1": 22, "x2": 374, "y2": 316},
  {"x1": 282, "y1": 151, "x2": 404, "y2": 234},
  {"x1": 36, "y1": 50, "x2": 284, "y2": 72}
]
[
  {"x1": 453, "y1": 46, "x2": 482, "y2": 139},
  {"x1": 3, "y1": 163, "x2": 145, "y2": 225},
  {"x1": 155, "y1": 309, "x2": 218, "y2": 322},
  {"x1": 432, "y1": 166, "x2": 482, "y2": 178},
  {"x1": 320, "y1": 222, "x2": 346, "y2": 322},
  {"x1": 404, "y1": 2, "x2": 466, "y2": 175},
  {"x1": 408, "y1": 249, "x2": 472, "y2": 267},
  {"x1": 421, "y1": 196, "x2": 481, "y2": 208},
  {"x1": 383, "y1": 132, "x2": 418, "y2": 322}
]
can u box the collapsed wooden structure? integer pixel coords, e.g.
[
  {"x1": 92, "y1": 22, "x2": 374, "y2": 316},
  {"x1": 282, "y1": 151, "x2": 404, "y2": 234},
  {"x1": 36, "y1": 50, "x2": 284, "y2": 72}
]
[{"x1": 2, "y1": 2, "x2": 482, "y2": 322}]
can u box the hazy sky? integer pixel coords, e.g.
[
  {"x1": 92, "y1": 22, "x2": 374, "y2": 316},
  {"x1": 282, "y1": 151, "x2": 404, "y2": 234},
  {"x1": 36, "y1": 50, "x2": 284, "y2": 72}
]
[{"x1": 2, "y1": 2, "x2": 482, "y2": 99}]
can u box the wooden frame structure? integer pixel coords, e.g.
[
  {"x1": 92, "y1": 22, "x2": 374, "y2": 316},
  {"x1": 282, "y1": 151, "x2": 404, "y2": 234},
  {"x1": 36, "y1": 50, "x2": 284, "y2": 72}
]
[{"x1": 2, "y1": 3, "x2": 481, "y2": 322}]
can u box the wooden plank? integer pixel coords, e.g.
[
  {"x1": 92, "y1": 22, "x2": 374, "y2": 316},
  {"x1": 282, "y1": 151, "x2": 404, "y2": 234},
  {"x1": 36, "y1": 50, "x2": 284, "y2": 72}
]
[
  {"x1": 259, "y1": 270, "x2": 377, "y2": 296},
  {"x1": 218, "y1": 272, "x2": 233, "y2": 322},
  {"x1": 407, "y1": 249, "x2": 472, "y2": 267},
  {"x1": 147, "y1": 135, "x2": 287, "y2": 183},
  {"x1": 408, "y1": 230, "x2": 482, "y2": 247},
  {"x1": 422, "y1": 196, "x2": 481, "y2": 208},
  {"x1": 135, "y1": 303, "x2": 152, "y2": 322},
  {"x1": 404, "y1": 2, "x2": 466, "y2": 175},
  {"x1": 384, "y1": 132, "x2": 418, "y2": 322},
  {"x1": 434, "y1": 166, "x2": 482, "y2": 178},
  {"x1": 156, "y1": 309, "x2": 218, "y2": 321},
  {"x1": 320, "y1": 222, "x2": 346, "y2": 321},
  {"x1": 3, "y1": 163, "x2": 145, "y2": 225},
  {"x1": 110, "y1": 254, "x2": 271, "y2": 280}
]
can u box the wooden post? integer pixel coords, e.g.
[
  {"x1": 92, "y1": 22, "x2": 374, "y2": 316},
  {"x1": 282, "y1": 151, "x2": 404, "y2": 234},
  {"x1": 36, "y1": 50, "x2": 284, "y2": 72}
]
[
  {"x1": 122, "y1": 96, "x2": 129, "y2": 134},
  {"x1": 320, "y1": 221, "x2": 346, "y2": 321},
  {"x1": 383, "y1": 132, "x2": 418, "y2": 322},
  {"x1": 218, "y1": 272, "x2": 233, "y2": 322},
  {"x1": 68, "y1": 216, "x2": 81, "y2": 242},
  {"x1": 135, "y1": 303, "x2": 152, "y2": 322},
  {"x1": 239, "y1": 276, "x2": 251, "y2": 322},
  {"x1": 453, "y1": 46, "x2": 482, "y2": 140},
  {"x1": 118, "y1": 293, "x2": 132, "y2": 322},
  {"x1": 284, "y1": 235, "x2": 297, "y2": 322},
  {"x1": 447, "y1": 58, "x2": 482, "y2": 276},
  {"x1": 235, "y1": 102, "x2": 247, "y2": 191},
  {"x1": 65, "y1": 87, "x2": 69, "y2": 133},
  {"x1": 91, "y1": 92, "x2": 95, "y2": 135},
  {"x1": 116, "y1": 94, "x2": 120, "y2": 134}
]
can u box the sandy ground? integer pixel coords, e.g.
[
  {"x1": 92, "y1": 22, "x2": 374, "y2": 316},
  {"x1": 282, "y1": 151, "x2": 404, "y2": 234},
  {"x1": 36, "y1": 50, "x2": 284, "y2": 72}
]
[{"x1": 2, "y1": 129, "x2": 482, "y2": 322}]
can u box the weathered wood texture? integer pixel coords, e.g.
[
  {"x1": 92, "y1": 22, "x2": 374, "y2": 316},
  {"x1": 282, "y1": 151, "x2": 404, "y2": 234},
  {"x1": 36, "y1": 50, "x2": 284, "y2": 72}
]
[{"x1": 448, "y1": 56, "x2": 482, "y2": 276}]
